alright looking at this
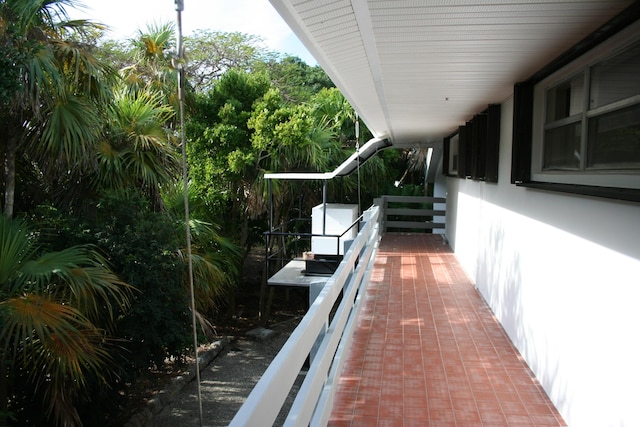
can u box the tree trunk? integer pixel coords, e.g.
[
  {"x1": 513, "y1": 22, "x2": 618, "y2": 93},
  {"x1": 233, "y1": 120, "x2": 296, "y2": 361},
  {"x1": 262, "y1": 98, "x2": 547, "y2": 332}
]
[
  {"x1": 3, "y1": 136, "x2": 16, "y2": 218},
  {"x1": 0, "y1": 357, "x2": 8, "y2": 425}
]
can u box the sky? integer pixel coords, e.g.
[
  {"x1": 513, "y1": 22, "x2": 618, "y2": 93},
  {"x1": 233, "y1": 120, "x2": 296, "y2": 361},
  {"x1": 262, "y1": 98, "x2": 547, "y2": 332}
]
[{"x1": 69, "y1": 0, "x2": 316, "y2": 65}]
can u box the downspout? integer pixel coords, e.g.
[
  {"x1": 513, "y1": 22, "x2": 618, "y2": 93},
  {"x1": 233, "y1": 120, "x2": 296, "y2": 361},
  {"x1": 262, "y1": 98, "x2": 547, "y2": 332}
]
[{"x1": 322, "y1": 179, "x2": 327, "y2": 235}]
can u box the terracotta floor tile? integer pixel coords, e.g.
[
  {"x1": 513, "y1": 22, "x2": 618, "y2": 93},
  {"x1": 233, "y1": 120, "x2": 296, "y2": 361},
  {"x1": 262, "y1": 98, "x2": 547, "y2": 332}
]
[
  {"x1": 352, "y1": 402, "x2": 379, "y2": 418},
  {"x1": 470, "y1": 380, "x2": 495, "y2": 394},
  {"x1": 351, "y1": 414, "x2": 379, "y2": 427},
  {"x1": 377, "y1": 417, "x2": 403, "y2": 427},
  {"x1": 428, "y1": 408, "x2": 457, "y2": 425},
  {"x1": 504, "y1": 413, "x2": 537, "y2": 426},
  {"x1": 403, "y1": 394, "x2": 427, "y2": 408},
  {"x1": 329, "y1": 234, "x2": 566, "y2": 427},
  {"x1": 378, "y1": 404, "x2": 404, "y2": 419},
  {"x1": 456, "y1": 408, "x2": 483, "y2": 425},
  {"x1": 451, "y1": 397, "x2": 477, "y2": 412},
  {"x1": 327, "y1": 418, "x2": 351, "y2": 427},
  {"x1": 480, "y1": 411, "x2": 510, "y2": 426},
  {"x1": 494, "y1": 389, "x2": 522, "y2": 403},
  {"x1": 400, "y1": 401, "x2": 427, "y2": 416},
  {"x1": 427, "y1": 396, "x2": 453, "y2": 410}
]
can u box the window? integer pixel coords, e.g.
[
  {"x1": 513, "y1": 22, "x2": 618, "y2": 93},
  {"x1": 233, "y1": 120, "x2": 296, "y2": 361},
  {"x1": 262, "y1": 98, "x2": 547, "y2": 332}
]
[
  {"x1": 519, "y1": 17, "x2": 640, "y2": 200},
  {"x1": 541, "y1": 43, "x2": 640, "y2": 174},
  {"x1": 444, "y1": 105, "x2": 500, "y2": 181}
]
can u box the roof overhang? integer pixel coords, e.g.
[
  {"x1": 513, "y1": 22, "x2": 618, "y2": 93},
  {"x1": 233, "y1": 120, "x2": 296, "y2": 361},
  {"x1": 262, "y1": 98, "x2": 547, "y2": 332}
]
[{"x1": 269, "y1": 0, "x2": 635, "y2": 148}]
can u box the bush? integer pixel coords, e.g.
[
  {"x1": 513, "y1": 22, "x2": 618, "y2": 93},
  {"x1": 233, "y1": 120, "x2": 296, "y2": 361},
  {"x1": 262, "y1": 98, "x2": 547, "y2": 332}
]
[{"x1": 32, "y1": 190, "x2": 193, "y2": 374}]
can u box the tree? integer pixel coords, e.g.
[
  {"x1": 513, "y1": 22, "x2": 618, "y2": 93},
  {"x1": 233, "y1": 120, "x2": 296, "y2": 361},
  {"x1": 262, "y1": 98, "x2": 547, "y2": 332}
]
[
  {"x1": 255, "y1": 55, "x2": 334, "y2": 103},
  {"x1": 184, "y1": 30, "x2": 270, "y2": 93},
  {"x1": 187, "y1": 70, "x2": 272, "y2": 245},
  {"x1": 94, "y1": 89, "x2": 180, "y2": 209},
  {"x1": 0, "y1": 0, "x2": 116, "y2": 218},
  {"x1": 247, "y1": 88, "x2": 344, "y2": 222},
  {"x1": 310, "y1": 87, "x2": 369, "y2": 146},
  {"x1": 120, "y1": 22, "x2": 181, "y2": 109},
  {"x1": 0, "y1": 215, "x2": 132, "y2": 426}
]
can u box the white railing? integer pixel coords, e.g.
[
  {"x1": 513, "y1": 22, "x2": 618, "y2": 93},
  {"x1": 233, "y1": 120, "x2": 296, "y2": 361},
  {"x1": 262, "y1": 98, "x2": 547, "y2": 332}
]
[
  {"x1": 229, "y1": 205, "x2": 381, "y2": 427},
  {"x1": 376, "y1": 195, "x2": 446, "y2": 232}
]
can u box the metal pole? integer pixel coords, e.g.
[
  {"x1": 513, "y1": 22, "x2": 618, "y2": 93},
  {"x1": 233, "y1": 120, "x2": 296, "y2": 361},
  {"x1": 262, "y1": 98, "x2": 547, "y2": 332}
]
[
  {"x1": 322, "y1": 179, "x2": 327, "y2": 235},
  {"x1": 175, "y1": 1, "x2": 204, "y2": 425},
  {"x1": 356, "y1": 113, "x2": 361, "y2": 216},
  {"x1": 269, "y1": 178, "x2": 273, "y2": 231}
]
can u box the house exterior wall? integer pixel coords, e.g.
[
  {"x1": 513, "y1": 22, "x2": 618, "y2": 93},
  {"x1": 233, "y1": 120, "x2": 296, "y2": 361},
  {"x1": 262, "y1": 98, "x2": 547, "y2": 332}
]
[{"x1": 445, "y1": 97, "x2": 640, "y2": 427}]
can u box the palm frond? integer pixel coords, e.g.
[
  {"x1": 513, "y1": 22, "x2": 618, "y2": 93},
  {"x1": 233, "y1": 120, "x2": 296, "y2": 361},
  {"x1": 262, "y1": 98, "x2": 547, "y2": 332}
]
[
  {"x1": 1, "y1": 292, "x2": 114, "y2": 427},
  {"x1": 0, "y1": 293, "x2": 93, "y2": 358},
  {"x1": 0, "y1": 216, "x2": 35, "y2": 287},
  {"x1": 27, "y1": 44, "x2": 64, "y2": 112},
  {"x1": 16, "y1": 245, "x2": 134, "y2": 320},
  {"x1": 37, "y1": 93, "x2": 100, "y2": 166}
]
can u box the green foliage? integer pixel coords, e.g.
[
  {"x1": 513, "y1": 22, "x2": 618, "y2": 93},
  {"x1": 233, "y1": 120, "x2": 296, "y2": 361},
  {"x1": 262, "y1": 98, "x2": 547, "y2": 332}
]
[
  {"x1": 255, "y1": 55, "x2": 334, "y2": 103},
  {"x1": 34, "y1": 188, "x2": 240, "y2": 373},
  {"x1": 66, "y1": 191, "x2": 192, "y2": 373},
  {"x1": 186, "y1": 70, "x2": 271, "y2": 226},
  {"x1": 310, "y1": 87, "x2": 373, "y2": 147},
  {"x1": 95, "y1": 89, "x2": 179, "y2": 195},
  {"x1": 249, "y1": 93, "x2": 340, "y2": 173},
  {"x1": 22, "y1": 183, "x2": 241, "y2": 423},
  {"x1": 0, "y1": 0, "x2": 117, "y2": 217},
  {"x1": 0, "y1": 213, "x2": 133, "y2": 426},
  {"x1": 162, "y1": 180, "x2": 242, "y2": 320},
  {"x1": 91, "y1": 38, "x2": 132, "y2": 70},
  {"x1": 0, "y1": 4, "x2": 34, "y2": 106}
]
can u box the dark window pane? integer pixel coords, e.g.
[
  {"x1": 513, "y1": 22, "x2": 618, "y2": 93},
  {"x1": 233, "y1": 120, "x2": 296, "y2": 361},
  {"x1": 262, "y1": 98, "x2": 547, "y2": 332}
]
[
  {"x1": 449, "y1": 134, "x2": 459, "y2": 174},
  {"x1": 546, "y1": 74, "x2": 584, "y2": 122},
  {"x1": 590, "y1": 43, "x2": 640, "y2": 109},
  {"x1": 588, "y1": 104, "x2": 640, "y2": 169},
  {"x1": 544, "y1": 122, "x2": 582, "y2": 169}
]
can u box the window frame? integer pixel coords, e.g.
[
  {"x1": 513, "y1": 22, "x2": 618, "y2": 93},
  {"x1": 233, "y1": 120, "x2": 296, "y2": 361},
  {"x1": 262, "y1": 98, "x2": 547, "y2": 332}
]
[
  {"x1": 532, "y1": 35, "x2": 640, "y2": 186},
  {"x1": 511, "y1": 4, "x2": 640, "y2": 203}
]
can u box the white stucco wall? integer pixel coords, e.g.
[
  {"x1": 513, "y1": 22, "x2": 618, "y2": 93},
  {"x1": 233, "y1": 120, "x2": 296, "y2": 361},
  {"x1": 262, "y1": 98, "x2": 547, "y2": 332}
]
[{"x1": 445, "y1": 97, "x2": 640, "y2": 427}]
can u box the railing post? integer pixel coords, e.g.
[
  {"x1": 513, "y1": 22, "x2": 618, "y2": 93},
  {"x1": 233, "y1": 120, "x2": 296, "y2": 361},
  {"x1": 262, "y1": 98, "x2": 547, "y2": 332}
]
[
  {"x1": 309, "y1": 281, "x2": 327, "y2": 363},
  {"x1": 383, "y1": 195, "x2": 388, "y2": 233}
]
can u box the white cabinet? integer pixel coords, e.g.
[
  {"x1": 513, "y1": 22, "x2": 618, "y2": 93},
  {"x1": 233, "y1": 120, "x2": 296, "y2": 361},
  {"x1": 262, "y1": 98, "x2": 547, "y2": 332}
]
[{"x1": 311, "y1": 204, "x2": 358, "y2": 255}]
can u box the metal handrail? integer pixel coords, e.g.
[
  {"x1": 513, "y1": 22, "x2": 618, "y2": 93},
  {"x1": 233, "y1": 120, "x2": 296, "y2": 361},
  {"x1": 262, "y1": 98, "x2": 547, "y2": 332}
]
[{"x1": 265, "y1": 217, "x2": 361, "y2": 254}]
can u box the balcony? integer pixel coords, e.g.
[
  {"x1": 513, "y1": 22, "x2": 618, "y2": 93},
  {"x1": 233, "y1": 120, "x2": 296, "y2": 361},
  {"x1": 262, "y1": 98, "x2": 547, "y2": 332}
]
[{"x1": 231, "y1": 200, "x2": 566, "y2": 426}]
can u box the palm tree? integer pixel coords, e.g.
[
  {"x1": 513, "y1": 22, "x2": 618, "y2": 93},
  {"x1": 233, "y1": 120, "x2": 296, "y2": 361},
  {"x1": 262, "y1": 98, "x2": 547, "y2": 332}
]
[
  {"x1": 0, "y1": 0, "x2": 116, "y2": 218},
  {"x1": 121, "y1": 22, "x2": 181, "y2": 111},
  {"x1": 95, "y1": 88, "x2": 180, "y2": 208},
  {"x1": 0, "y1": 215, "x2": 133, "y2": 426}
]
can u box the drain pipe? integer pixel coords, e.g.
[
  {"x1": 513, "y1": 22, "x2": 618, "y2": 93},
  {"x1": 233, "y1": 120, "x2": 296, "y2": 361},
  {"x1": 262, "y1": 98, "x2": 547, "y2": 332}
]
[{"x1": 322, "y1": 179, "x2": 327, "y2": 235}]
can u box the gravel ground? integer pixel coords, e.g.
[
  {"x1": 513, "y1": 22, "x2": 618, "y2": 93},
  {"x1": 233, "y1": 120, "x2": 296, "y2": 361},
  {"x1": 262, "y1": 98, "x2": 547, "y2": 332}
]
[{"x1": 151, "y1": 317, "x2": 303, "y2": 427}]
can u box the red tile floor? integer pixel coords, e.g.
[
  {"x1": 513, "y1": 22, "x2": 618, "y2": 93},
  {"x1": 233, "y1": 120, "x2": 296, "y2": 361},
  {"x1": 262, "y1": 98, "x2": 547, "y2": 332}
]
[{"x1": 328, "y1": 233, "x2": 566, "y2": 427}]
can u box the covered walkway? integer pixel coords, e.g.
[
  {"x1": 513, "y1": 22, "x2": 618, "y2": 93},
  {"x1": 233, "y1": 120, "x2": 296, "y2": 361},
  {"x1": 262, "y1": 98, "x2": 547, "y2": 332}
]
[{"x1": 329, "y1": 233, "x2": 566, "y2": 426}]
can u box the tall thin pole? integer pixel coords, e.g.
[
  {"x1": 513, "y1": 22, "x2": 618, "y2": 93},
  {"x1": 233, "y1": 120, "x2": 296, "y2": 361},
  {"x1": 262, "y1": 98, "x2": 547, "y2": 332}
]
[
  {"x1": 174, "y1": 1, "x2": 204, "y2": 425},
  {"x1": 355, "y1": 112, "x2": 361, "y2": 216}
]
